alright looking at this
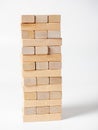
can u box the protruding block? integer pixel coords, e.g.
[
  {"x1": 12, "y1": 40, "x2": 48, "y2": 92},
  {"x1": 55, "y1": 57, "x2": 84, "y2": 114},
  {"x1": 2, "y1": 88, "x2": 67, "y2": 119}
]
[
  {"x1": 23, "y1": 62, "x2": 35, "y2": 70},
  {"x1": 24, "y1": 92, "x2": 36, "y2": 100},
  {"x1": 37, "y1": 92, "x2": 49, "y2": 100},
  {"x1": 37, "y1": 77, "x2": 49, "y2": 85},
  {"x1": 50, "y1": 77, "x2": 62, "y2": 84},
  {"x1": 35, "y1": 31, "x2": 47, "y2": 39},
  {"x1": 37, "y1": 107, "x2": 50, "y2": 114},
  {"x1": 22, "y1": 15, "x2": 35, "y2": 23},
  {"x1": 49, "y1": 62, "x2": 61, "y2": 70},
  {"x1": 36, "y1": 15, "x2": 48, "y2": 23},
  {"x1": 50, "y1": 92, "x2": 62, "y2": 99},
  {"x1": 22, "y1": 47, "x2": 34, "y2": 55},
  {"x1": 36, "y1": 62, "x2": 48, "y2": 70},
  {"x1": 49, "y1": 15, "x2": 60, "y2": 23},
  {"x1": 48, "y1": 31, "x2": 60, "y2": 38},
  {"x1": 24, "y1": 78, "x2": 36, "y2": 86},
  {"x1": 24, "y1": 107, "x2": 36, "y2": 115},
  {"x1": 22, "y1": 30, "x2": 34, "y2": 39},
  {"x1": 49, "y1": 46, "x2": 61, "y2": 54},
  {"x1": 35, "y1": 47, "x2": 48, "y2": 55},
  {"x1": 50, "y1": 106, "x2": 61, "y2": 113}
]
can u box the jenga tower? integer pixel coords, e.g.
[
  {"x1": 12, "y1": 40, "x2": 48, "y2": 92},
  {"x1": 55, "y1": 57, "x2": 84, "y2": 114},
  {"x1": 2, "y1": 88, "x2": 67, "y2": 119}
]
[{"x1": 21, "y1": 15, "x2": 62, "y2": 122}]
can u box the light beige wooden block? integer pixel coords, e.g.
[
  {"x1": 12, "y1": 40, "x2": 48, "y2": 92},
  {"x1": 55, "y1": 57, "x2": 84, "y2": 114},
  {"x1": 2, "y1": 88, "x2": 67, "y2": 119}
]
[
  {"x1": 21, "y1": 23, "x2": 60, "y2": 31},
  {"x1": 49, "y1": 46, "x2": 61, "y2": 54},
  {"x1": 23, "y1": 62, "x2": 35, "y2": 70},
  {"x1": 22, "y1": 30, "x2": 34, "y2": 39},
  {"x1": 23, "y1": 39, "x2": 62, "y2": 47},
  {"x1": 37, "y1": 77, "x2": 49, "y2": 85},
  {"x1": 36, "y1": 15, "x2": 48, "y2": 23},
  {"x1": 24, "y1": 92, "x2": 36, "y2": 100},
  {"x1": 35, "y1": 31, "x2": 47, "y2": 39},
  {"x1": 22, "y1": 47, "x2": 34, "y2": 55},
  {"x1": 50, "y1": 77, "x2": 62, "y2": 84},
  {"x1": 23, "y1": 70, "x2": 61, "y2": 77},
  {"x1": 24, "y1": 84, "x2": 62, "y2": 92},
  {"x1": 24, "y1": 100, "x2": 62, "y2": 107},
  {"x1": 49, "y1": 62, "x2": 61, "y2": 70},
  {"x1": 50, "y1": 92, "x2": 62, "y2": 99},
  {"x1": 37, "y1": 92, "x2": 49, "y2": 100},
  {"x1": 48, "y1": 31, "x2": 61, "y2": 38},
  {"x1": 37, "y1": 107, "x2": 50, "y2": 114},
  {"x1": 35, "y1": 47, "x2": 48, "y2": 54},
  {"x1": 36, "y1": 62, "x2": 48, "y2": 70},
  {"x1": 23, "y1": 54, "x2": 61, "y2": 62},
  {"x1": 50, "y1": 106, "x2": 61, "y2": 113},
  {"x1": 24, "y1": 107, "x2": 36, "y2": 115},
  {"x1": 49, "y1": 15, "x2": 61, "y2": 23},
  {"x1": 24, "y1": 78, "x2": 36, "y2": 86},
  {"x1": 22, "y1": 15, "x2": 35, "y2": 23},
  {"x1": 23, "y1": 113, "x2": 61, "y2": 122}
]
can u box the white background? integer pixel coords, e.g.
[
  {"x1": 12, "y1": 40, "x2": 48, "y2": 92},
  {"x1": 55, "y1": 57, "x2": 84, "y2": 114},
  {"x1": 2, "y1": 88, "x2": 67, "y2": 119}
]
[{"x1": 0, "y1": 0, "x2": 98, "y2": 130}]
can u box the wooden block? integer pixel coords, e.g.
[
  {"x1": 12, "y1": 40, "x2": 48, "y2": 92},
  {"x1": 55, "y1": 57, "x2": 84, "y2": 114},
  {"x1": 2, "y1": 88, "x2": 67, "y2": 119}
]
[
  {"x1": 37, "y1": 77, "x2": 49, "y2": 85},
  {"x1": 24, "y1": 78, "x2": 36, "y2": 86},
  {"x1": 24, "y1": 92, "x2": 36, "y2": 100},
  {"x1": 49, "y1": 46, "x2": 61, "y2": 54},
  {"x1": 23, "y1": 54, "x2": 61, "y2": 62},
  {"x1": 23, "y1": 113, "x2": 61, "y2": 122},
  {"x1": 23, "y1": 70, "x2": 61, "y2": 77},
  {"x1": 23, "y1": 62, "x2": 35, "y2": 70},
  {"x1": 49, "y1": 15, "x2": 61, "y2": 23},
  {"x1": 22, "y1": 30, "x2": 34, "y2": 39},
  {"x1": 50, "y1": 77, "x2": 62, "y2": 84},
  {"x1": 21, "y1": 23, "x2": 60, "y2": 31},
  {"x1": 50, "y1": 92, "x2": 62, "y2": 99},
  {"x1": 35, "y1": 31, "x2": 47, "y2": 39},
  {"x1": 24, "y1": 100, "x2": 62, "y2": 107},
  {"x1": 22, "y1": 39, "x2": 62, "y2": 47},
  {"x1": 22, "y1": 15, "x2": 35, "y2": 23},
  {"x1": 48, "y1": 31, "x2": 61, "y2": 38},
  {"x1": 50, "y1": 106, "x2": 61, "y2": 113},
  {"x1": 36, "y1": 62, "x2": 48, "y2": 70},
  {"x1": 24, "y1": 107, "x2": 36, "y2": 115},
  {"x1": 37, "y1": 107, "x2": 50, "y2": 114},
  {"x1": 49, "y1": 62, "x2": 61, "y2": 70},
  {"x1": 37, "y1": 92, "x2": 49, "y2": 100},
  {"x1": 24, "y1": 84, "x2": 62, "y2": 92},
  {"x1": 36, "y1": 15, "x2": 48, "y2": 23},
  {"x1": 22, "y1": 47, "x2": 34, "y2": 55},
  {"x1": 35, "y1": 47, "x2": 48, "y2": 55}
]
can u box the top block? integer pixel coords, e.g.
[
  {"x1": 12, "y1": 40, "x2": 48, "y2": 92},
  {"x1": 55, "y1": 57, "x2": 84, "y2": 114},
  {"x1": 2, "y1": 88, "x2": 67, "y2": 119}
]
[
  {"x1": 22, "y1": 15, "x2": 35, "y2": 23},
  {"x1": 49, "y1": 15, "x2": 61, "y2": 23}
]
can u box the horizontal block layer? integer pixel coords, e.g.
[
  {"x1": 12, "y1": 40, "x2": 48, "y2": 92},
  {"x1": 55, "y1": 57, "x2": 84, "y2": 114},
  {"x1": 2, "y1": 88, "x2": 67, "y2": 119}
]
[
  {"x1": 23, "y1": 70, "x2": 61, "y2": 77},
  {"x1": 24, "y1": 84, "x2": 62, "y2": 92},
  {"x1": 24, "y1": 99, "x2": 62, "y2": 107},
  {"x1": 21, "y1": 23, "x2": 60, "y2": 31},
  {"x1": 23, "y1": 54, "x2": 61, "y2": 62},
  {"x1": 23, "y1": 113, "x2": 61, "y2": 122},
  {"x1": 22, "y1": 39, "x2": 62, "y2": 47}
]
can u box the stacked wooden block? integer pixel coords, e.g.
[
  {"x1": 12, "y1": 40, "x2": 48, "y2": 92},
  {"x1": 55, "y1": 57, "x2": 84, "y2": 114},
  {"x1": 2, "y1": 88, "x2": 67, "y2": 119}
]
[{"x1": 21, "y1": 15, "x2": 62, "y2": 122}]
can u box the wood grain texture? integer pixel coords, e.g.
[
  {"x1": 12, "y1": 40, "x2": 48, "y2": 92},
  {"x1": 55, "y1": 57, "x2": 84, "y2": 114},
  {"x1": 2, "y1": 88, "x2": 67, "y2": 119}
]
[
  {"x1": 22, "y1": 39, "x2": 62, "y2": 47},
  {"x1": 21, "y1": 23, "x2": 60, "y2": 31},
  {"x1": 23, "y1": 113, "x2": 61, "y2": 122},
  {"x1": 23, "y1": 70, "x2": 61, "y2": 77},
  {"x1": 23, "y1": 54, "x2": 61, "y2": 62}
]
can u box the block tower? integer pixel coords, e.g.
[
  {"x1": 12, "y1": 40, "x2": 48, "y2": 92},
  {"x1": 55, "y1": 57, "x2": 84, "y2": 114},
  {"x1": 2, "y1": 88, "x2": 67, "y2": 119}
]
[{"x1": 21, "y1": 15, "x2": 62, "y2": 122}]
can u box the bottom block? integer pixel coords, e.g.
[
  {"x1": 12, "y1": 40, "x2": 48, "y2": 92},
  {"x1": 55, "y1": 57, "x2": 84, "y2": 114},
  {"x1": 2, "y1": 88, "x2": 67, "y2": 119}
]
[{"x1": 23, "y1": 113, "x2": 61, "y2": 122}]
